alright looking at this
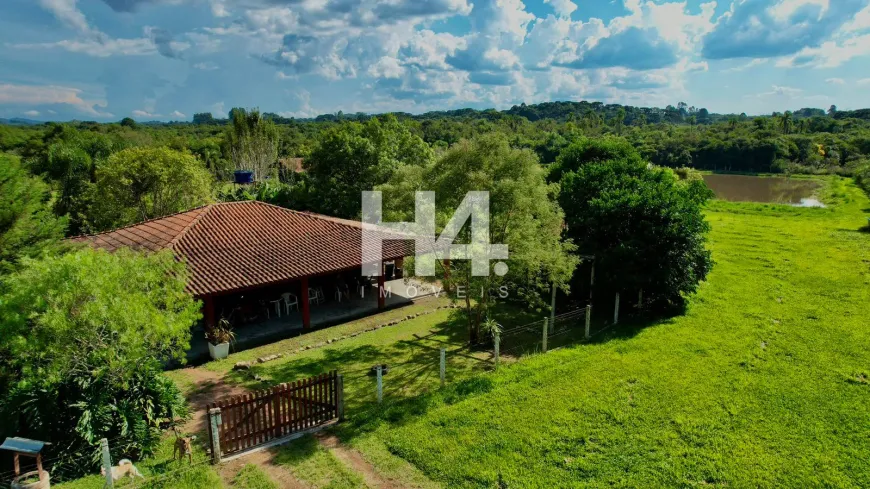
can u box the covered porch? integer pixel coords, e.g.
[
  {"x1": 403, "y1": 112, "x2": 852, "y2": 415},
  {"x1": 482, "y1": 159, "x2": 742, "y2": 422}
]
[{"x1": 189, "y1": 270, "x2": 423, "y2": 362}]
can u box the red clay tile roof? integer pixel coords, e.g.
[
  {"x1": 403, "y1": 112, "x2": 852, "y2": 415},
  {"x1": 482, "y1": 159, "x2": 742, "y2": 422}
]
[{"x1": 72, "y1": 201, "x2": 412, "y2": 296}]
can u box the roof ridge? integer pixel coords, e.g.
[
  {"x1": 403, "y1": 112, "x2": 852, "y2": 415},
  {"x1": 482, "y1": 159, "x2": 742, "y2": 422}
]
[
  {"x1": 168, "y1": 204, "x2": 216, "y2": 248},
  {"x1": 244, "y1": 200, "x2": 367, "y2": 229},
  {"x1": 67, "y1": 203, "x2": 214, "y2": 240}
]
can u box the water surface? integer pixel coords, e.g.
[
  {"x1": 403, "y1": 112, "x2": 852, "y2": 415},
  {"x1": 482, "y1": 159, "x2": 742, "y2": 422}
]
[{"x1": 701, "y1": 174, "x2": 824, "y2": 207}]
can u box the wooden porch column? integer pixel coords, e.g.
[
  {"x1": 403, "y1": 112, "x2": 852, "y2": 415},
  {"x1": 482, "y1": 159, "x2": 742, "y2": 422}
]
[
  {"x1": 301, "y1": 276, "x2": 311, "y2": 329},
  {"x1": 377, "y1": 262, "x2": 385, "y2": 310},
  {"x1": 202, "y1": 295, "x2": 216, "y2": 329}
]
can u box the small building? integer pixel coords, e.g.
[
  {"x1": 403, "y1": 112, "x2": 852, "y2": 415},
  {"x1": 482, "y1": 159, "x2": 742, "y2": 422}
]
[{"x1": 72, "y1": 201, "x2": 415, "y2": 358}]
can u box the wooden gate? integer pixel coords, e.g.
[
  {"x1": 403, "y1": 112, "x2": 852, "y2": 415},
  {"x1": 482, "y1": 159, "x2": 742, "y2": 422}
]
[{"x1": 207, "y1": 371, "x2": 342, "y2": 458}]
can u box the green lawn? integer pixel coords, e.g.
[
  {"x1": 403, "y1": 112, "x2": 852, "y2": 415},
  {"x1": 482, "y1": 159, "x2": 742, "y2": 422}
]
[{"x1": 358, "y1": 177, "x2": 870, "y2": 488}]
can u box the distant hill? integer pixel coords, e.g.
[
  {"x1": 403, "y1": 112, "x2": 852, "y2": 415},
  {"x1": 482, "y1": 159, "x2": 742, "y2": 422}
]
[{"x1": 0, "y1": 117, "x2": 42, "y2": 126}]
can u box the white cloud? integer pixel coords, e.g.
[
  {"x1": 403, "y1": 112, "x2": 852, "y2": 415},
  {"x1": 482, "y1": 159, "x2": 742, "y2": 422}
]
[
  {"x1": 856, "y1": 78, "x2": 870, "y2": 86},
  {"x1": 840, "y1": 3, "x2": 870, "y2": 32},
  {"x1": 825, "y1": 77, "x2": 845, "y2": 84},
  {"x1": 543, "y1": 0, "x2": 576, "y2": 18},
  {"x1": 193, "y1": 61, "x2": 220, "y2": 70},
  {"x1": 777, "y1": 33, "x2": 870, "y2": 68},
  {"x1": 278, "y1": 89, "x2": 318, "y2": 118},
  {"x1": 38, "y1": 0, "x2": 97, "y2": 36},
  {"x1": 0, "y1": 83, "x2": 110, "y2": 116},
  {"x1": 132, "y1": 109, "x2": 159, "y2": 118},
  {"x1": 368, "y1": 56, "x2": 405, "y2": 79},
  {"x1": 210, "y1": 101, "x2": 226, "y2": 117},
  {"x1": 15, "y1": 37, "x2": 155, "y2": 56},
  {"x1": 210, "y1": 0, "x2": 229, "y2": 18},
  {"x1": 170, "y1": 110, "x2": 186, "y2": 118},
  {"x1": 768, "y1": 0, "x2": 829, "y2": 23},
  {"x1": 23, "y1": 110, "x2": 40, "y2": 117},
  {"x1": 723, "y1": 58, "x2": 766, "y2": 72},
  {"x1": 751, "y1": 84, "x2": 804, "y2": 97}
]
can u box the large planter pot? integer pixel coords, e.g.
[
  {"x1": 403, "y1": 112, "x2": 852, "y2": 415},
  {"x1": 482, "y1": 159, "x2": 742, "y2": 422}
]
[
  {"x1": 208, "y1": 342, "x2": 230, "y2": 360},
  {"x1": 234, "y1": 170, "x2": 254, "y2": 184}
]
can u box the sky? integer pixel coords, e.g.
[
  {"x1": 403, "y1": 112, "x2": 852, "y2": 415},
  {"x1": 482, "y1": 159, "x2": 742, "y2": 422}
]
[{"x1": 0, "y1": 0, "x2": 869, "y2": 122}]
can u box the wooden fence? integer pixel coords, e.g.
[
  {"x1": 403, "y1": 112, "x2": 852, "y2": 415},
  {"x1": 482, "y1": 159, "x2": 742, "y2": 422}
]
[{"x1": 206, "y1": 371, "x2": 342, "y2": 459}]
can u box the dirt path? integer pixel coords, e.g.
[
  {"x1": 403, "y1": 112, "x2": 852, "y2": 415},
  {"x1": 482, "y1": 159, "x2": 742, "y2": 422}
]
[
  {"x1": 177, "y1": 367, "x2": 249, "y2": 435},
  {"x1": 218, "y1": 449, "x2": 309, "y2": 488},
  {"x1": 316, "y1": 433, "x2": 405, "y2": 489}
]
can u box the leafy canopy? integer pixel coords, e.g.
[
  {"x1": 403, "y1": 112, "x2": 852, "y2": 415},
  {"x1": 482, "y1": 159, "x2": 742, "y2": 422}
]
[
  {"x1": 380, "y1": 134, "x2": 577, "y2": 342},
  {"x1": 87, "y1": 146, "x2": 213, "y2": 231},
  {"x1": 306, "y1": 115, "x2": 434, "y2": 218},
  {"x1": 556, "y1": 138, "x2": 713, "y2": 309},
  {"x1": 0, "y1": 247, "x2": 200, "y2": 382},
  {"x1": 0, "y1": 248, "x2": 199, "y2": 477},
  {"x1": 0, "y1": 154, "x2": 67, "y2": 273}
]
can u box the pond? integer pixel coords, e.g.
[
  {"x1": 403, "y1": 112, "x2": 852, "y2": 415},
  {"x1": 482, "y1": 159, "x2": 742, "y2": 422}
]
[{"x1": 701, "y1": 174, "x2": 824, "y2": 207}]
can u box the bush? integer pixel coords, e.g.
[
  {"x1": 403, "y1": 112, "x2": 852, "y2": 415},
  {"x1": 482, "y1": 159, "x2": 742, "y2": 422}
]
[
  {"x1": 556, "y1": 143, "x2": 714, "y2": 311},
  {"x1": 0, "y1": 248, "x2": 200, "y2": 480}
]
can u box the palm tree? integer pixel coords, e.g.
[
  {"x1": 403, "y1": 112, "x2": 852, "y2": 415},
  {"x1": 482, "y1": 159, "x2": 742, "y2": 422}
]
[{"x1": 779, "y1": 111, "x2": 794, "y2": 135}]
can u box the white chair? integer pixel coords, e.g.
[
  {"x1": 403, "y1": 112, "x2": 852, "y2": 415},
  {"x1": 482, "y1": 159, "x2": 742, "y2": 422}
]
[
  {"x1": 308, "y1": 288, "x2": 321, "y2": 305},
  {"x1": 282, "y1": 292, "x2": 298, "y2": 314},
  {"x1": 334, "y1": 286, "x2": 343, "y2": 303},
  {"x1": 269, "y1": 299, "x2": 283, "y2": 318}
]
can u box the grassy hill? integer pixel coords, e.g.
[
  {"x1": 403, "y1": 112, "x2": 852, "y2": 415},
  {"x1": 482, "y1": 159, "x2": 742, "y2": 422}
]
[{"x1": 366, "y1": 177, "x2": 870, "y2": 488}]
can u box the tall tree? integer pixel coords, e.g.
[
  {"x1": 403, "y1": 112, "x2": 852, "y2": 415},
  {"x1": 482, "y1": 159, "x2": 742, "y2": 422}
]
[
  {"x1": 0, "y1": 154, "x2": 67, "y2": 273},
  {"x1": 379, "y1": 135, "x2": 578, "y2": 343},
  {"x1": 86, "y1": 147, "x2": 213, "y2": 231},
  {"x1": 779, "y1": 111, "x2": 794, "y2": 135},
  {"x1": 306, "y1": 115, "x2": 434, "y2": 218},
  {"x1": 555, "y1": 139, "x2": 713, "y2": 311},
  {"x1": 227, "y1": 108, "x2": 279, "y2": 181}
]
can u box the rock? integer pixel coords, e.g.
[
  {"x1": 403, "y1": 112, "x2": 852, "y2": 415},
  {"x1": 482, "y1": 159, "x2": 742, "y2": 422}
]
[{"x1": 233, "y1": 361, "x2": 252, "y2": 370}]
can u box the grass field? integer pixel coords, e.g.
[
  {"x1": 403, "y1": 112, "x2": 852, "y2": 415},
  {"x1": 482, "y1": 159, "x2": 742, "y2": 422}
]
[
  {"x1": 56, "y1": 176, "x2": 869, "y2": 488},
  {"x1": 360, "y1": 177, "x2": 870, "y2": 488}
]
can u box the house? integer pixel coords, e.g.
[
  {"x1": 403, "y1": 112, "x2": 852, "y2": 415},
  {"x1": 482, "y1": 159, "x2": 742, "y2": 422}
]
[{"x1": 72, "y1": 201, "x2": 415, "y2": 354}]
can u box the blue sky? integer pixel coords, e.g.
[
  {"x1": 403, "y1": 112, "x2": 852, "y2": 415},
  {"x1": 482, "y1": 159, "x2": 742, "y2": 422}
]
[{"x1": 1, "y1": 0, "x2": 869, "y2": 121}]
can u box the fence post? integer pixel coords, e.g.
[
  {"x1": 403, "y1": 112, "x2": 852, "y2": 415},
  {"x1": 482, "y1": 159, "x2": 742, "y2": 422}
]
[
  {"x1": 613, "y1": 292, "x2": 620, "y2": 325},
  {"x1": 100, "y1": 438, "x2": 113, "y2": 489},
  {"x1": 493, "y1": 334, "x2": 500, "y2": 370},
  {"x1": 208, "y1": 407, "x2": 222, "y2": 464},
  {"x1": 549, "y1": 282, "x2": 557, "y2": 332},
  {"x1": 336, "y1": 374, "x2": 345, "y2": 421},
  {"x1": 376, "y1": 365, "x2": 383, "y2": 404},
  {"x1": 542, "y1": 317, "x2": 548, "y2": 353},
  {"x1": 585, "y1": 305, "x2": 592, "y2": 339},
  {"x1": 439, "y1": 348, "x2": 446, "y2": 387}
]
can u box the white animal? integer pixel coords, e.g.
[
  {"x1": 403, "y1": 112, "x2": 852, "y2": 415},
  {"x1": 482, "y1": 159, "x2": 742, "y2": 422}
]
[{"x1": 101, "y1": 459, "x2": 145, "y2": 480}]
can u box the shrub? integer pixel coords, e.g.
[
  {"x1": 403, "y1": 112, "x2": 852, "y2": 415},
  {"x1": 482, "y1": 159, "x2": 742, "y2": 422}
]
[{"x1": 0, "y1": 248, "x2": 200, "y2": 480}]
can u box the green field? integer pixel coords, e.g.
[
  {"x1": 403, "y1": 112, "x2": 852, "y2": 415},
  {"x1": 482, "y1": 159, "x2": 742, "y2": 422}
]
[
  {"x1": 360, "y1": 177, "x2": 870, "y2": 488},
  {"x1": 57, "y1": 177, "x2": 870, "y2": 488}
]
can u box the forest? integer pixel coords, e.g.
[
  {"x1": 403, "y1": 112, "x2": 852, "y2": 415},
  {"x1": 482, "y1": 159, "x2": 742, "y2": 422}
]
[{"x1": 2, "y1": 100, "x2": 869, "y2": 236}]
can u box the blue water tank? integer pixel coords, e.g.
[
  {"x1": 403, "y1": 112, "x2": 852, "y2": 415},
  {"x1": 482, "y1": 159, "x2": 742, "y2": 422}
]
[{"x1": 234, "y1": 170, "x2": 254, "y2": 184}]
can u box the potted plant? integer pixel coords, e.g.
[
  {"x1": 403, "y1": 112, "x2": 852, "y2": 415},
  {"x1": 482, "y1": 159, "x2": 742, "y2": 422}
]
[{"x1": 206, "y1": 318, "x2": 235, "y2": 360}]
